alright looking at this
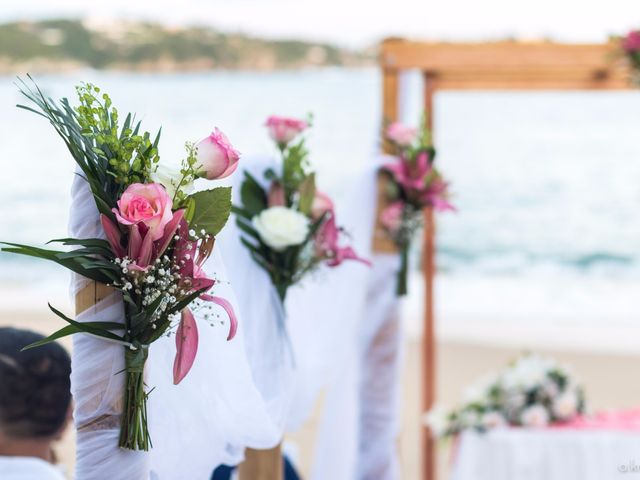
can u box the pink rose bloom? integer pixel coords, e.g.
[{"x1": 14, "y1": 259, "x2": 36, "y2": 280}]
[
  {"x1": 311, "y1": 191, "x2": 334, "y2": 219},
  {"x1": 386, "y1": 122, "x2": 418, "y2": 147},
  {"x1": 623, "y1": 31, "x2": 640, "y2": 52},
  {"x1": 197, "y1": 128, "x2": 240, "y2": 180},
  {"x1": 380, "y1": 201, "x2": 404, "y2": 233},
  {"x1": 268, "y1": 182, "x2": 286, "y2": 207},
  {"x1": 113, "y1": 183, "x2": 174, "y2": 241},
  {"x1": 265, "y1": 115, "x2": 308, "y2": 145}
]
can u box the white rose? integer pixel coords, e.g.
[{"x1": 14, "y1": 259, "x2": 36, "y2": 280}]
[
  {"x1": 253, "y1": 206, "x2": 310, "y2": 251},
  {"x1": 151, "y1": 163, "x2": 193, "y2": 200},
  {"x1": 520, "y1": 405, "x2": 549, "y2": 428},
  {"x1": 552, "y1": 390, "x2": 579, "y2": 420},
  {"x1": 481, "y1": 411, "x2": 507, "y2": 429}
]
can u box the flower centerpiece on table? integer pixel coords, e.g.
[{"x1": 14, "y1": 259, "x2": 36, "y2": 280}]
[
  {"x1": 233, "y1": 115, "x2": 370, "y2": 303},
  {"x1": 426, "y1": 353, "x2": 586, "y2": 438},
  {"x1": 379, "y1": 120, "x2": 454, "y2": 296},
  {"x1": 1, "y1": 78, "x2": 240, "y2": 450}
]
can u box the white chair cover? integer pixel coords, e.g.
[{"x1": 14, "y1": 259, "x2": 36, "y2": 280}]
[{"x1": 69, "y1": 170, "x2": 274, "y2": 479}]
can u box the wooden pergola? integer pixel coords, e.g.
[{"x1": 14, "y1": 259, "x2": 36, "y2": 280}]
[{"x1": 378, "y1": 38, "x2": 631, "y2": 480}]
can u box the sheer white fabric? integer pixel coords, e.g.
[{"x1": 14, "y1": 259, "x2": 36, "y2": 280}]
[
  {"x1": 217, "y1": 155, "x2": 296, "y2": 449},
  {"x1": 310, "y1": 162, "x2": 403, "y2": 480},
  {"x1": 69, "y1": 171, "x2": 274, "y2": 478},
  {"x1": 286, "y1": 165, "x2": 378, "y2": 433}
]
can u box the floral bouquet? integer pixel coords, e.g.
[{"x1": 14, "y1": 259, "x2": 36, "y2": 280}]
[
  {"x1": 1, "y1": 78, "x2": 240, "y2": 450},
  {"x1": 379, "y1": 120, "x2": 454, "y2": 296},
  {"x1": 426, "y1": 353, "x2": 586, "y2": 438},
  {"x1": 233, "y1": 115, "x2": 369, "y2": 303},
  {"x1": 621, "y1": 30, "x2": 640, "y2": 84}
]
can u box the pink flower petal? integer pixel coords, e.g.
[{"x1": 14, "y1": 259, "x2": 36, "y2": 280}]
[
  {"x1": 136, "y1": 229, "x2": 154, "y2": 268},
  {"x1": 100, "y1": 214, "x2": 125, "y2": 258},
  {"x1": 201, "y1": 294, "x2": 238, "y2": 341},
  {"x1": 157, "y1": 209, "x2": 185, "y2": 257},
  {"x1": 173, "y1": 308, "x2": 199, "y2": 385},
  {"x1": 128, "y1": 224, "x2": 142, "y2": 260}
]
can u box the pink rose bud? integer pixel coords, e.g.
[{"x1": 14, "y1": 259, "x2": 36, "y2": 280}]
[
  {"x1": 265, "y1": 115, "x2": 308, "y2": 146},
  {"x1": 196, "y1": 128, "x2": 240, "y2": 180},
  {"x1": 386, "y1": 122, "x2": 418, "y2": 147},
  {"x1": 113, "y1": 183, "x2": 174, "y2": 241},
  {"x1": 311, "y1": 191, "x2": 334, "y2": 219},
  {"x1": 380, "y1": 201, "x2": 404, "y2": 233},
  {"x1": 268, "y1": 181, "x2": 286, "y2": 207}
]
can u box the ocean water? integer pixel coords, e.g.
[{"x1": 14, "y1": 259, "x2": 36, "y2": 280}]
[{"x1": 1, "y1": 68, "x2": 640, "y2": 329}]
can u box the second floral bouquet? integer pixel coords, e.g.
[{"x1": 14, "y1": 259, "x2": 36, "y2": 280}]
[{"x1": 233, "y1": 116, "x2": 369, "y2": 303}]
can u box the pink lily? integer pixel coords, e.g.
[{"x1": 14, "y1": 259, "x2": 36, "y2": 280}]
[
  {"x1": 100, "y1": 214, "x2": 126, "y2": 258},
  {"x1": 173, "y1": 308, "x2": 199, "y2": 385},
  {"x1": 422, "y1": 179, "x2": 456, "y2": 212},
  {"x1": 316, "y1": 216, "x2": 370, "y2": 268},
  {"x1": 383, "y1": 151, "x2": 433, "y2": 192},
  {"x1": 156, "y1": 209, "x2": 186, "y2": 258}
]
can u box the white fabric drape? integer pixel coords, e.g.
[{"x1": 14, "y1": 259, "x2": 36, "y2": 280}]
[
  {"x1": 310, "y1": 161, "x2": 404, "y2": 480},
  {"x1": 69, "y1": 170, "x2": 274, "y2": 479},
  {"x1": 217, "y1": 155, "x2": 296, "y2": 450}
]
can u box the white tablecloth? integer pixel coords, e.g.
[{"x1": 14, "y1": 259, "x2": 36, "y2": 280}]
[{"x1": 452, "y1": 428, "x2": 640, "y2": 480}]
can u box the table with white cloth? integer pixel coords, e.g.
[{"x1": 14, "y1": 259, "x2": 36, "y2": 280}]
[{"x1": 451, "y1": 428, "x2": 640, "y2": 480}]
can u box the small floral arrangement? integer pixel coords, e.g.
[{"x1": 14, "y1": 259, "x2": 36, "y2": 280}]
[
  {"x1": 233, "y1": 115, "x2": 370, "y2": 302},
  {"x1": 1, "y1": 78, "x2": 240, "y2": 450},
  {"x1": 379, "y1": 120, "x2": 454, "y2": 296},
  {"x1": 426, "y1": 353, "x2": 586, "y2": 438},
  {"x1": 621, "y1": 30, "x2": 640, "y2": 83}
]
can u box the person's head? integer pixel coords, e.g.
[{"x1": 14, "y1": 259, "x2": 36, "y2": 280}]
[{"x1": 0, "y1": 328, "x2": 71, "y2": 449}]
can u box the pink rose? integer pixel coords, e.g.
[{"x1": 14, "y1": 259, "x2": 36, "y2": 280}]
[
  {"x1": 265, "y1": 116, "x2": 308, "y2": 145},
  {"x1": 196, "y1": 128, "x2": 240, "y2": 180},
  {"x1": 386, "y1": 122, "x2": 418, "y2": 147},
  {"x1": 113, "y1": 183, "x2": 174, "y2": 241},
  {"x1": 311, "y1": 191, "x2": 334, "y2": 219},
  {"x1": 380, "y1": 201, "x2": 404, "y2": 233},
  {"x1": 623, "y1": 31, "x2": 640, "y2": 52}
]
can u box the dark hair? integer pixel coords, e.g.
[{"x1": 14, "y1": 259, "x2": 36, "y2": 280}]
[{"x1": 0, "y1": 328, "x2": 71, "y2": 439}]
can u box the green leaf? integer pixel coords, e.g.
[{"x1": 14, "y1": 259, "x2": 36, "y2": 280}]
[
  {"x1": 236, "y1": 218, "x2": 260, "y2": 240},
  {"x1": 298, "y1": 173, "x2": 316, "y2": 216},
  {"x1": 240, "y1": 171, "x2": 267, "y2": 216},
  {"x1": 22, "y1": 321, "x2": 125, "y2": 350},
  {"x1": 47, "y1": 303, "x2": 126, "y2": 344},
  {"x1": 187, "y1": 187, "x2": 232, "y2": 238},
  {"x1": 231, "y1": 204, "x2": 253, "y2": 220}
]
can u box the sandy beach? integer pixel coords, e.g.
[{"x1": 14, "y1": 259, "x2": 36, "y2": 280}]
[{"x1": 3, "y1": 305, "x2": 640, "y2": 480}]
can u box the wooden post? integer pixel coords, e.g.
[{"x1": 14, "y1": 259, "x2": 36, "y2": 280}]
[
  {"x1": 422, "y1": 73, "x2": 438, "y2": 480},
  {"x1": 237, "y1": 445, "x2": 283, "y2": 480}
]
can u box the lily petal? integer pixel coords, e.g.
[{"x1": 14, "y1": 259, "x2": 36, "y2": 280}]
[
  {"x1": 201, "y1": 294, "x2": 238, "y2": 341},
  {"x1": 157, "y1": 209, "x2": 185, "y2": 257},
  {"x1": 173, "y1": 308, "x2": 199, "y2": 384},
  {"x1": 100, "y1": 214, "x2": 125, "y2": 258}
]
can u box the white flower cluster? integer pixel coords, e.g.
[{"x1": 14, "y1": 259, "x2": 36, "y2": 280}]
[
  {"x1": 115, "y1": 255, "x2": 183, "y2": 324},
  {"x1": 426, "y1": 353, "x2": 585, "y2": 438}
]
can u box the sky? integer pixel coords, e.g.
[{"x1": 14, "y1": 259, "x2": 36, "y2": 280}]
[{"x1": 1, "y1": 0, "x2": 639, "y2": 47}]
